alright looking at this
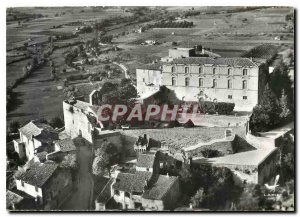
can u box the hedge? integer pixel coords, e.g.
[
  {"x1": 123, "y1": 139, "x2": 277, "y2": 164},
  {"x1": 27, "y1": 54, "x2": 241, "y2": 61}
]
[{"x1": 199, "y1": 101, "x2": 235, "y2": 115}]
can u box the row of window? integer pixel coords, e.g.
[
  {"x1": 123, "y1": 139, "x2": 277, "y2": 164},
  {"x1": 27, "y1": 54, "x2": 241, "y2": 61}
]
[
  {"x1": 171, "y1": 66, "x2": 248, "y2": 76},
  {"x1": 228, "y1": 95, "x2": 248, "y2": 100},
  {"x1": 171, "y1": 77, "x2": 248, "y2": 89}
]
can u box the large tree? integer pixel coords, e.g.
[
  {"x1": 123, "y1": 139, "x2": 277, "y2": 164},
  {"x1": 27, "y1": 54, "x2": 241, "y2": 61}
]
[
  {"x1": 92, "y1": 142, "x2": 120, "y2": 176},
  {"x1": 250, "y1": 84, "x2": 281, "y2": 132}
]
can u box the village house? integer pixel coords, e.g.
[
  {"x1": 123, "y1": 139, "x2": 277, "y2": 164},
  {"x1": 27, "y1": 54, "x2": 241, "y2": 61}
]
[
  {"x1": 13, "y1": 120, "x2": 59, "y2": 161},
  {"x1": 15, "y1": 161, "x2": 73, "y2": 210},
  {"x1": 95, "y1": 151, "x2": 181, "y2": 211}
]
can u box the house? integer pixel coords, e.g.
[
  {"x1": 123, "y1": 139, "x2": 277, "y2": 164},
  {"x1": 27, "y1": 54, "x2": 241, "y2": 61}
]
[
  {"x1": 95, "y1": 151, "x2": 181, "y2": 211},
  {"x1": 14, "y1": 121, "x2": 59, "y2": 161},
  {"x1": 15, "y1": 161, "x2": 72, "y2": 210}
]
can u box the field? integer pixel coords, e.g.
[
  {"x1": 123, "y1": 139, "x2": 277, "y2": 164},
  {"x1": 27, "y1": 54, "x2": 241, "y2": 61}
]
[{"x1": 6, "y1": 6, "x2": 294, "y2": 126}]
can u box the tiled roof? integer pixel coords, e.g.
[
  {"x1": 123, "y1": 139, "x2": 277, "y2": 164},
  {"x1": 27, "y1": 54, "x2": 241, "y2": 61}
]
[
  {"x1": 6, "y1": 190, "x2": 24, "y2": 209},
  {"x1": 55, "y1": 138, "x2": 76, "y2": 152},
  {"x1": 35, "y1": 151, "x2": 48, "y2": 162},
  {"x1": 136, "y1": 152, "x2": 156, "y2": 168},
  {"x1": 113, "y1": 171, "x2": 152, "y2": 193},
  {"x1": 137, "y1": 63, "x2": 163, "y2": 71},
  {"x1": 19, "y1": 120, "x2": 57, "y2": 143},
  {"x1": 142, "y1": 175, "x2": 178, "y2": 200},
  {"x1": 17, "y1": 162, "x2": 58, "y2": 188},
  {"x1": 168, "y1": 57, "x2": 257, "y2": 67},
  {"x1": 96, "y1": 178, "x2": 114, "y2": 203}
]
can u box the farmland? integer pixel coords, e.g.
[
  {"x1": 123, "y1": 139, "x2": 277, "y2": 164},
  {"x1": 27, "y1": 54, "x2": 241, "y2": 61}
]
[{"x1": 6, "y1": 6, "x2": 294, "y2": 126}]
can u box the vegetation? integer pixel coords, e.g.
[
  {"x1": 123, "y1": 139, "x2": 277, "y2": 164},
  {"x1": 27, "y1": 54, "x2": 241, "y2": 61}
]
[
  {"x1": 179, "y1": 164, "x2": 242, "y2": 210},
  {"x1": 250, "y1": 84, "x2": 281, "y2": 132},
  {"x1": 149, "y1": 20, "x2": 194, "y2": 28},
  {"x1": 199, "y1": 101, "x2": 235, "y2": 115},
  {"x1": 92, "y1": 142, "x2": 122, "y2": 177}
]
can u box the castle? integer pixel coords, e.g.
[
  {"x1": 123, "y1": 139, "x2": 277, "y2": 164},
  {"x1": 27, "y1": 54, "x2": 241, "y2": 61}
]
[{"x1": 136, "y1": 47, "x2": 267, "y2": 111}]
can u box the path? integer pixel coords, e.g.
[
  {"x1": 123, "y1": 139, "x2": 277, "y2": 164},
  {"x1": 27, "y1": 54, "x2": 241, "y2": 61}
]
[{"x1": 60, "y1": 145, "x2": 93, "y2": 210}]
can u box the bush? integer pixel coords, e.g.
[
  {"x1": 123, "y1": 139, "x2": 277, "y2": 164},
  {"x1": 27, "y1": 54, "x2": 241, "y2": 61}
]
[
  {"x1": 49, "y1": 117, "x2": 64, "y2": 129},
  {"x1": 200, "y1": 101, "x2": 235, "y2": 115}
]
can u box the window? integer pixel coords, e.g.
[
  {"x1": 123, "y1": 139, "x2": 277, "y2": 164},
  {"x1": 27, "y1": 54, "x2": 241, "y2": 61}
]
[
  {"x1": 185, "y1": 67, "x2": 189, "y2": 74},
  {"x1": 171, "y1": 77, "x2": 176, "y2": 86},
  {"x1": 243, "y1": 69, "x2": 248, "y2": 76},
  {"x1": 185, "y1": 77, "x2": 190, "y2": 86},
  {"x1": 228, "y1": 68, "x2": 232, "y2": 75},
  {"x1": 125, "y1": 192, "x2": 130, "y2": 198},
  {"x1": 114, "y1": 190, "x2": 120, "y2": 196},
  {"x1": 199, "y1": 78, "x2": 203, "y2": 87},
  {"x1": 242, "y1": 80, "x2": 247, "y2": 89},
  {"x1": 35, "y1": 186, "x2": 39, "y2": 192},
  {"x1": 171, "y1": 66, "x2": 175, "y2": 73},
  {"x1": 212, "y1": 79, "x2": 217, "y2": 88},
  {"x1": 146, "y1": 168, "x2": 149, "y2": 171},
  {"x1": 213, "y1": 68, "x2": 217, "y2": 75},
  {"x1": 199, "y1": 91, "x2": 204, "y2": 96},
  {"x1": 21, "y1": 181, "x2": 24, "y2": 187},
  {"x1": 228, "y1": 79, "x2": 232, "y2": 89},
  {"x1": 142, "y1": 78, "x2": 145, "y2": 82},
  {"x1": 228, "y1": 95, "x2": 232, "y2": 99},
  {"x1": 199, "y1": 67, "x2": 203, "y2": 74},
  {"x1": 243, "y1": 96, "x2": 247, "y2": 100}
]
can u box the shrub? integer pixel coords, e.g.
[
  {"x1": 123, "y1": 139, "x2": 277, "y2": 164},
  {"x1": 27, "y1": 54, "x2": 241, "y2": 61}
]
[{"x1": 199, "y1": 101, "x2": 235, "y2": 115}]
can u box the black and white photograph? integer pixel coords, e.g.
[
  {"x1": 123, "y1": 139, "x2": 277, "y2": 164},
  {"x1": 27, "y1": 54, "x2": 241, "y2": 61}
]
[{"x1": 5, "y1": 5, "x2": 295, "y2": 212}]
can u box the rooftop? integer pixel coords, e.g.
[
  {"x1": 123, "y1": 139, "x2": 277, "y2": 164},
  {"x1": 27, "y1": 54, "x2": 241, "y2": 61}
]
[
  {"x1": 19, "y1": 120, "x2": 57, "y2": 140},
  {"x1": 55, "y1": 138, "x2": 76, "y2": 152},
  {"x1": 136, "y1": 152, "x2": 156, "y2": 168},
  {"x1": 142, "y1": 175, "x2": 178, "y2": 200},
  {"x1": 113, "y1": 171, "x2": 152, "y2": 193},
  {"x1": 6, "y1": 190, "x2": 24, "y2": 209},
  {"x1": 168, "y1": 57, "x2": 258, "y2": 67},
  {"x1": 35, "y1": 151, "x2": 48, "y2": 162},
  {"x1": 193, "y1": 147, "x2": 277, "y2": 166},
  {"x1": 136, "y1": 63, "x2": 163, "y2": 71},
  {"x1": 17, "y1": 162, "x2": 58, "y2": 188},
  {"x1": 121, "y1": 126, "x2": 245, "y2": 151}
]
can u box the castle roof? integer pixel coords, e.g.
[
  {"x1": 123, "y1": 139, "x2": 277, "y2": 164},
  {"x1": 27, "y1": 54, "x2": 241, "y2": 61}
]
[{"x1": 168, "y1": 57, "x2": 257, "y2": 67}]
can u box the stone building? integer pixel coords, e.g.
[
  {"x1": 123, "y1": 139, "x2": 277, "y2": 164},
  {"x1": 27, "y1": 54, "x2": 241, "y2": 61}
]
[
  {"x1": 15, "y1": 161, "x2": 73, "y2": 210},
  {"x1": 136, "y1": 49, "x2": 268, "y2": 111},
  {"x1": 63, "y1": 99, "x2": 101, "y2": 143},
  {"x1": 95, "y1": 151, "x2": 181, "y2": 211},
  {"x1": 13, "y1": 121, "x2": 58, "y2": 161}
]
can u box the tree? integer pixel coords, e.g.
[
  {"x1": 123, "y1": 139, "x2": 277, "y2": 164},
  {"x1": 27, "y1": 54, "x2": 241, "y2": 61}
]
[
  {"x1": 49, "y1": 117, "x2": 64, "y2": 129},
  {"x1": 9, "y1": 121, "x2": 20, "y2": 133},
  {"x1": 250, "y1": 84, "x2": 281, "y2": 132},
  {"x1": 191, "y1": 188, "x2": 204, "y2": 208},
  {"x1": 92, "y1": 142, "x2": 120, "y2": 176},
  {"x1": 279, "y1": 89, "x2": 292, "y2": 121}
]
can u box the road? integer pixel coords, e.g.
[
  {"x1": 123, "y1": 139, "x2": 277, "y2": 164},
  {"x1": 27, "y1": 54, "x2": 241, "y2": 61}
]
[{"x1": 60, "y1": 145, "x2": 93, "y2": 210}]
